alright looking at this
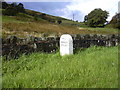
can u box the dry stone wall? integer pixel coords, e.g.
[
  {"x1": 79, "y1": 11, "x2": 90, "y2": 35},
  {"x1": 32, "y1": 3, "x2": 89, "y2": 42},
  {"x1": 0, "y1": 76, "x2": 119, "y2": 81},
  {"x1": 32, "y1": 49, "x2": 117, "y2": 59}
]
[{"x1": 2, "y1": 34, "x2": 120, "y2": 60}]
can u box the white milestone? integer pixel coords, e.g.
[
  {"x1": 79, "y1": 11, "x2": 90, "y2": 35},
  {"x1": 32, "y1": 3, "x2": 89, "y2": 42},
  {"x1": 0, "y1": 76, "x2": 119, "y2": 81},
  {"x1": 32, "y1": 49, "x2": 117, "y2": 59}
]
[{"x1": 60, "y1": 34, "x2": 73, "y2": 56}]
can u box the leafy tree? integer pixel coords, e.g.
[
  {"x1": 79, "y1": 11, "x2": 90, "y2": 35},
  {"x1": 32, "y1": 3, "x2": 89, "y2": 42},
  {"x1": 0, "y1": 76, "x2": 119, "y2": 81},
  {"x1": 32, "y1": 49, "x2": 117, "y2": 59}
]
[
  {"x1": 84, "y1": 8, "x2": 109, "y2": 27},
  {"x1": 3, "y1": 5, "x2": 18, "y2": 16},
  {"x1": 17, "y1": 3, "x2": 25, "y2": 13},
  {"x1": 109, "y1": 13, "x2": 120, "y2": 29},
  {"x1": 84, "y1": 15, "x2": 88, "y2": 23},
  {"x1": 3, "y1": 2, "x2": 25, "y2": 16},
  {"x1": 1, "y1": 1, "x2": 9, "y2": 9}
]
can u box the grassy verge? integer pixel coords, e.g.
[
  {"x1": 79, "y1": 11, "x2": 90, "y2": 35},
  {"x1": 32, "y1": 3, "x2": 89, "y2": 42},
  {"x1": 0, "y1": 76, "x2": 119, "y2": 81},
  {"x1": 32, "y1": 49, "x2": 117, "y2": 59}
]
[
  {"x1": 2, "y1": 46, "x2": 118, "y2": 88},
  {"x1": 86, "y1": 27, "x2": 119, "y2": 34}
]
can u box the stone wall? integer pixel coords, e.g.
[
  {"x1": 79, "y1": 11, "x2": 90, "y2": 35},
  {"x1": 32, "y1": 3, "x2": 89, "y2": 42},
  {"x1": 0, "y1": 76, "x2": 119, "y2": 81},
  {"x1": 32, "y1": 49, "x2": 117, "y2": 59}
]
[{"x1": 2, "y1": 34, "x2": 120, "y2": 60}]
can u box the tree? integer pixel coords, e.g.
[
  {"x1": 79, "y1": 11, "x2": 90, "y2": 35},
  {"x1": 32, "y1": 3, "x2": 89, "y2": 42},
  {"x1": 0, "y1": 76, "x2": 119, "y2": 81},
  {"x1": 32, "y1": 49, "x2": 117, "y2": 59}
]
[
  {"x1": 3, "y1": 5, "x2": 18, "y2": 16},
  {"x1": 109, "y1": 13, "x2": 120, "y2": 29},
  {"x1": 2, "y1": 1, "x2": 9, "y2": 9},
  {"x1": 84, "y1": 15, "x2": 88, "y2": 24},
  {"x1": 3, "y1": 2, "x2": 25, "y2": 16},
  {"x1": 17, "y1": 3, "x2": 25, "y2": 13},
  {"x1": 84, "y1": 8, "x2": 109, "y2": 27}
]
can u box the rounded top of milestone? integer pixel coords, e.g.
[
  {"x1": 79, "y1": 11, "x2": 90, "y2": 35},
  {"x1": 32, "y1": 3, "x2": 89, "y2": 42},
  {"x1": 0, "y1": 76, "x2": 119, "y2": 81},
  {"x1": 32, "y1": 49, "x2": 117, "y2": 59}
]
[{"x1": 60, "y1": 34, "x2": 72, "y2": 39}]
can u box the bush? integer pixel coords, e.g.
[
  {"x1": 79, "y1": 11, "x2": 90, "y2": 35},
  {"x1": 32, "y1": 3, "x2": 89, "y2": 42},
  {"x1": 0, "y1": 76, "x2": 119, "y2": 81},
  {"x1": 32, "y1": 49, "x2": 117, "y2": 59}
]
[
  {"x1": 57, "y1": 19, "x2": 62, "y2": 24},
  {"x1": 3, "y1": 6, "x2": 18, "y2": 16}
]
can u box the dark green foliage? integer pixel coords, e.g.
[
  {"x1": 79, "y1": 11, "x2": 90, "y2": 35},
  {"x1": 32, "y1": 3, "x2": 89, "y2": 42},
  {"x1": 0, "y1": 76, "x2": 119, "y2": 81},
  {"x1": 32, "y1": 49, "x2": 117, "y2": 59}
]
[
  {"x1": 40, "y1": 13, "x2": 47, "y2": 19},
  {"x1": 39, "y1": 13, "x2": 56, "y2": 23},
  {"x1": 2, "y1": 2, "x2": 25, "y2": 16},
  {"x1": 10, "y1": 2, "x2": 17, "y2": 7},
  {"x1": 2, "y1": 1, "x2": 9, "y2": 9},
  {"x1": 57, "y1": 19, "x2": 62, "y2": 24},
  {"x1": 84, "y1": 15, "x2": 88, "y2": 23},
  {"x1": 34, "y1": 16, "x2": 38, "y2": 21},
  {"x1": 49, "y1": 19, "x2": 55, "y2": 23},
  {"x1": 109, "y1": 13, "x2": 120, "y2": 29},
  {"x1": 3, "y1": 5, "x2": 18, "y2": 16},
  {"x1": 17, "y1": 3, "x2": 25, "y2": 13},
  {"x1": 84, "y1": 8, "x2": 109, "y2": 27}
]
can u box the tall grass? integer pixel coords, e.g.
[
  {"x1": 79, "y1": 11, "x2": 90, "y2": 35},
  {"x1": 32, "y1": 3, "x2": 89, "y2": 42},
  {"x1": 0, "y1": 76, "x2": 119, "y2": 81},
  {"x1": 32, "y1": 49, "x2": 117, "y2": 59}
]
[
  {"x1": 2, "y1": 46, "x2": 118, "y2": 88},
  {"x1": 2, "y1": 22, "x2": 89, "y2": 38},
  {"x1": 2, "y1": 21, "x2": 119, "y2": 38},
  {"x1": 2, "y1": 14, "x2": 119, "y2": 38}
]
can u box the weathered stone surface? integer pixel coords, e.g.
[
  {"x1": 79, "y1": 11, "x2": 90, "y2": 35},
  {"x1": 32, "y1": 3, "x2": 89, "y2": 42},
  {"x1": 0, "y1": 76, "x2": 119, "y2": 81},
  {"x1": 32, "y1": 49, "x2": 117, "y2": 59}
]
[
  {"x1": 2, "y1": 34, "x2": 120, "y2": 60},
  {"x1": 60, "y1": 34, "x2": 73, "y2": 56}
]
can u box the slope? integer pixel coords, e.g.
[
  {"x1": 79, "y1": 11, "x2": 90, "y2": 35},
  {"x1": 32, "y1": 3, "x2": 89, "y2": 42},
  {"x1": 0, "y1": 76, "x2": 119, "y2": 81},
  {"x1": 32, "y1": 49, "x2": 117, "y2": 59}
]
[{"x1": 2, "y1": 9, "x2": 119, "y2": 38}]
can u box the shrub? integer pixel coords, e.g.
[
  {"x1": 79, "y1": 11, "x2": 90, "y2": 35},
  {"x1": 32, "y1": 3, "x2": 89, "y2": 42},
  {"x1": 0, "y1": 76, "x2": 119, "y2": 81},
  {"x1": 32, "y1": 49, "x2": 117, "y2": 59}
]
[{"x1": 3, "y1": 6, "x2": 18, "y2": 16}]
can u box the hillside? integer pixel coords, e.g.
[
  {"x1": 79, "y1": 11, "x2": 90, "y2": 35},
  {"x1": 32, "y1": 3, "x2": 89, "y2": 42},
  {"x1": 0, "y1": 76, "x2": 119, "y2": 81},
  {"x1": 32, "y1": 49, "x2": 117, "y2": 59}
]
[
  {"x1": 2, "y1": 8, "x2": 119, "y2": 38},
  {"x1": 25, "y1": 9, "x2": 68, "y2": 21}
]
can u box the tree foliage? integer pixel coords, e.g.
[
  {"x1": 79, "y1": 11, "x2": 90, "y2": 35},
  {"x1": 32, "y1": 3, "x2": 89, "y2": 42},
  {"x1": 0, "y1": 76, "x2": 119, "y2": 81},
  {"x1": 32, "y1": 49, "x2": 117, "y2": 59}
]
[
  {"x1": 57, "y1": 19, "x2": 62, "y2": 24},
  {"x1": 2, "y1": 1, "x2": 9, "y2": 9},
  {"x1": 3, "y1": 5, "x2": 18, "y2": 16},
  {"x1": 109, "y1": 13, "x2": 120, "y2": 29},
  {"x1": 2, "y1": 2, "x2": 25, "y2": 16},
  {"x1": 17, "y1": 3, "x2": 25, "y2": 13},
  {"x1": 84, "y1": 8, "x2": 109, "y2": 27}
]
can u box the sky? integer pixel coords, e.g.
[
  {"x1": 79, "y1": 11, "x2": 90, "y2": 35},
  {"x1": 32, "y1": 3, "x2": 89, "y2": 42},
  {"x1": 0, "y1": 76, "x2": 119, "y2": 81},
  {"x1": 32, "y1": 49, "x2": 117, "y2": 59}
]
[
  {"x1": 5, "y1": 0, "x2": 120, "y2": 22},
  {"x1": 118, "y1": 1, "x2": 120, "y2": 13}
]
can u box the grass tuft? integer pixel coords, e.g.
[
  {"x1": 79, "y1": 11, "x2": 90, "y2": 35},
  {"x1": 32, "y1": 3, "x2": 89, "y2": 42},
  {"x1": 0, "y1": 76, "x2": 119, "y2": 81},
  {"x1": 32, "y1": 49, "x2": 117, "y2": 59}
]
[{"x1": 2, "y1": 46, "x2": 118, "y2": 88}]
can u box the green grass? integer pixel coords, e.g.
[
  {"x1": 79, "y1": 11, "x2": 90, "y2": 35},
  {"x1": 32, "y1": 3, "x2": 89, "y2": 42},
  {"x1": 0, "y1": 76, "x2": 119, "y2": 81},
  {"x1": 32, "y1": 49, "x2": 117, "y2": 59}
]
[
  {"x1": 2, "y1": 16, "x2": 25, "y2": 23},
  {"x1": 61, "y1": 20, "x2": 82, "y2": 26},
  {"x1": 2, "y1": 46, "x2": 118, "y2": 88},
  {"x1": 86, "y1": 27, "x2": 119, "y2": 34}
]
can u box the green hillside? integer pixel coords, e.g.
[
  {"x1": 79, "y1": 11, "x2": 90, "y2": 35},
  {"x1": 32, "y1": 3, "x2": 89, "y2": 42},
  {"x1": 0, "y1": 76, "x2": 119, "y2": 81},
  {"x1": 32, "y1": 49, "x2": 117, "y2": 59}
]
[{"x1": 1, "y1": 8, "x2": 119, "y2": 38}]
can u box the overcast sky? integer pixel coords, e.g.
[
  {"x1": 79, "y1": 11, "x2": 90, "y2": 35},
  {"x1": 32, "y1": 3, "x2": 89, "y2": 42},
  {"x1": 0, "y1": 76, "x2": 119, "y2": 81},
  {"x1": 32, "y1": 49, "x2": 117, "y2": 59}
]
[{"x1": 5, "y1": 0, "x2": 120, "y2": 21}]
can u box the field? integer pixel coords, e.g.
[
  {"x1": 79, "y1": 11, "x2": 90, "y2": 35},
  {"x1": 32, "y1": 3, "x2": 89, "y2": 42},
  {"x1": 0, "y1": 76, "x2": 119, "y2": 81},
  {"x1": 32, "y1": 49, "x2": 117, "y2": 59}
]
[
  {"x1": 1, "y1": 7, "x2": 119, "y2": 88},
  {"x1": 2, "y1": 46, "x2": 118, "y2": 88},
  {"x1": 2, "y1": 15, "x2": 119, "y2": 38}
]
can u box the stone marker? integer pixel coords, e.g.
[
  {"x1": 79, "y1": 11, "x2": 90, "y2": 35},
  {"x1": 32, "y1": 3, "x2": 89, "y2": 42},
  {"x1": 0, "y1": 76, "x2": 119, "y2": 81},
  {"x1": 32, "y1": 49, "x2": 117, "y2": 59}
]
[{"x1": 60, "y1": 34, "x2": 73, "y2": 56}]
